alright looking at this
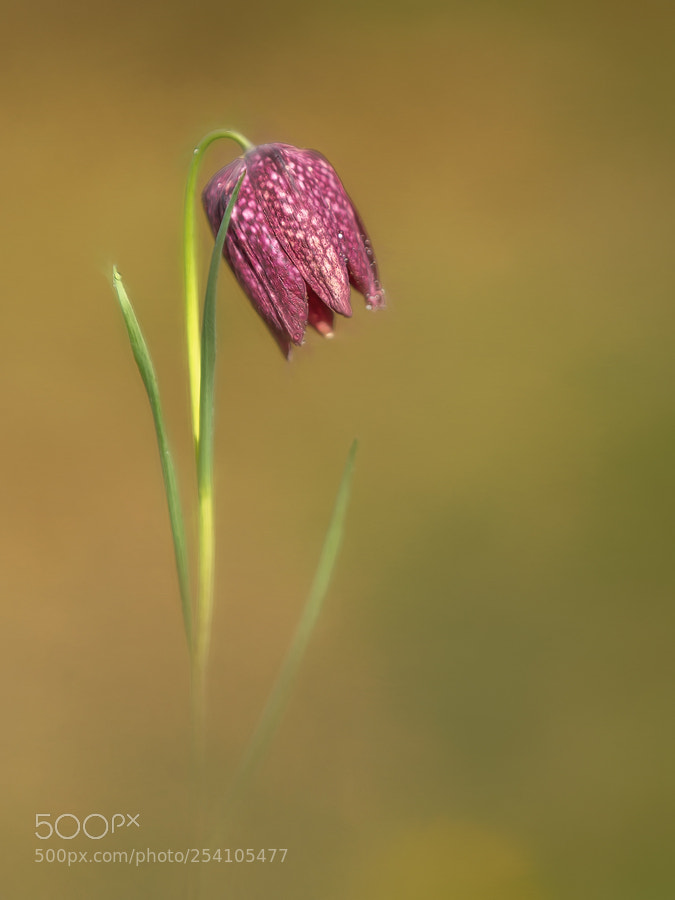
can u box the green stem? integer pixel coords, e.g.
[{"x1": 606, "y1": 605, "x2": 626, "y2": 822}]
[{"x1": 183, "y1": 130, "x2": 254, "y2": 452}]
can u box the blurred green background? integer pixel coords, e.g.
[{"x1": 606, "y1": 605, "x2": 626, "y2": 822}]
[{"x1": 2, "y1": 0, "x2": 675, "y2": 897}]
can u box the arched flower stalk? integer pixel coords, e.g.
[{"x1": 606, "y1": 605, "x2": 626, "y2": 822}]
[{"x1": 111, "y1": 129, "x2": 383, "y2": 856}]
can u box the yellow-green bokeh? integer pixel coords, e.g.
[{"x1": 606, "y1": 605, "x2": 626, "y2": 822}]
[{"x1": 3, "y1": 1, "x2": 675, "y2": 897}]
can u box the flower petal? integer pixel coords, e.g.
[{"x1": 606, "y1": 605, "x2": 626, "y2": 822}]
[
  {"x1": 298, "y1": 149, "x2": 385, "y2": 308},
  {"x1": 203, "y1": 160, "x2": 308, "y2": 346},
  {"x1": 306, "y1": 289, "x2": 335, "y2": 338},
  {"x1": 226, "y1": 231, "x2": 295, "y2": 340},
  {"x1": 245, "y1": 144, "x2": 352, "y2": 316}
]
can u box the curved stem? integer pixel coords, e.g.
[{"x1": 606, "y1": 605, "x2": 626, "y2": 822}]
[
  {"x1": 183, "y1": 130, "x2": 254, "y2": 452},
  {"x1": 182, "y1": 132, "x2": 249, "y2": 876}
]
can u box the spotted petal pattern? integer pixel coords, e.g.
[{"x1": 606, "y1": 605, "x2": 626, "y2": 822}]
[
  {"x1": 202, "y1": 141, "x2": 385, "y2": 356},
  {"x1": 284, "y1": 147, "x2": 385, "y2": 309}
]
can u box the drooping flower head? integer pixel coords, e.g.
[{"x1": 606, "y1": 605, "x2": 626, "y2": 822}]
[{"x1": 202, "y1": 143, "x2": 385, "y2": 357}]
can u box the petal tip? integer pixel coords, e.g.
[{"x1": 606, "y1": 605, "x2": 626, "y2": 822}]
[
  {"x1": 316, "y1": 321, "x2": 334, "y2": 338},
  {"x1": 366, "y1": 285, "x2": 386, "y2": 309}
]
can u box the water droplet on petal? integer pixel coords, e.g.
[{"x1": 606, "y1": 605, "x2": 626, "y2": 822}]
[{"x1": 337, "y1": 231, "x2": 344, "y2": 239}]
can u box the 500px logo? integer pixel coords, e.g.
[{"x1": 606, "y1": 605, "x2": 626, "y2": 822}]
[{"x1": 35, "y1": 813, "x2": 141, "y2": 840}]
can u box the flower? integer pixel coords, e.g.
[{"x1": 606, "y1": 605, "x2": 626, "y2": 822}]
[{"x1": 202, "y1": 142, "x2": 385, "y2": 357}]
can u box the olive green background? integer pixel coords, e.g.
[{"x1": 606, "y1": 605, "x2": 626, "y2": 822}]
[{"x1": 2, "y1": 0, "x2": 674, "y2": 897}]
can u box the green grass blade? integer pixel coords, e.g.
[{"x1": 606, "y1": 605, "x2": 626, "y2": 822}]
[
  {"x1": 112, "y1": 267, "x2": 193, "y2": 650},
  {"x1": 193, "y1": 173, "x2": 246, "y2": 674},
  {"x1": 197, "y1": 173, "x2": 245, "y2": 503},
  {"x1": 184, "y1": 130, "x2": 254, "y2": 449},
  {"x1": 225, "y1": 439, "x2": 359, "y2": 811}
]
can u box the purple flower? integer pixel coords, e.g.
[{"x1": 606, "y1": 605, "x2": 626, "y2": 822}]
[{"x1": 202, "y1": 142, "x2": 385, "y2": 357}]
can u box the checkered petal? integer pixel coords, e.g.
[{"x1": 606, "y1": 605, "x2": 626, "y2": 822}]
[
  {"x1": 244, "y1": 144, "x2": 352, "y2": 316},
  {"x1": 202, "y1": 158, "x2": 308, "y2": 348},
  {"x1": 284, "y1": 147, "x2": 385, "y2": 309},
  {"x1": 202, "y1": 139, "x2": 385, "y2": 356}
]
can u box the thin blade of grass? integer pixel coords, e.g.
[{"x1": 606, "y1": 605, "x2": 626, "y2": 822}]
[
  {"x1": 197, "y1": 172, "x2": 245, "y2": 500},
  {"x1": 224, "y1": 439, "x2": 359, "y2": 813},
  {"x1": 112, "y1": 266, "x2": 193, "y2": 650},
  {"x1": 183, "y1": 130, "x2": 254, "y2": 448},
  {"x1": 193, "y1": 173, "x2": 246, "y2": 673}
]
